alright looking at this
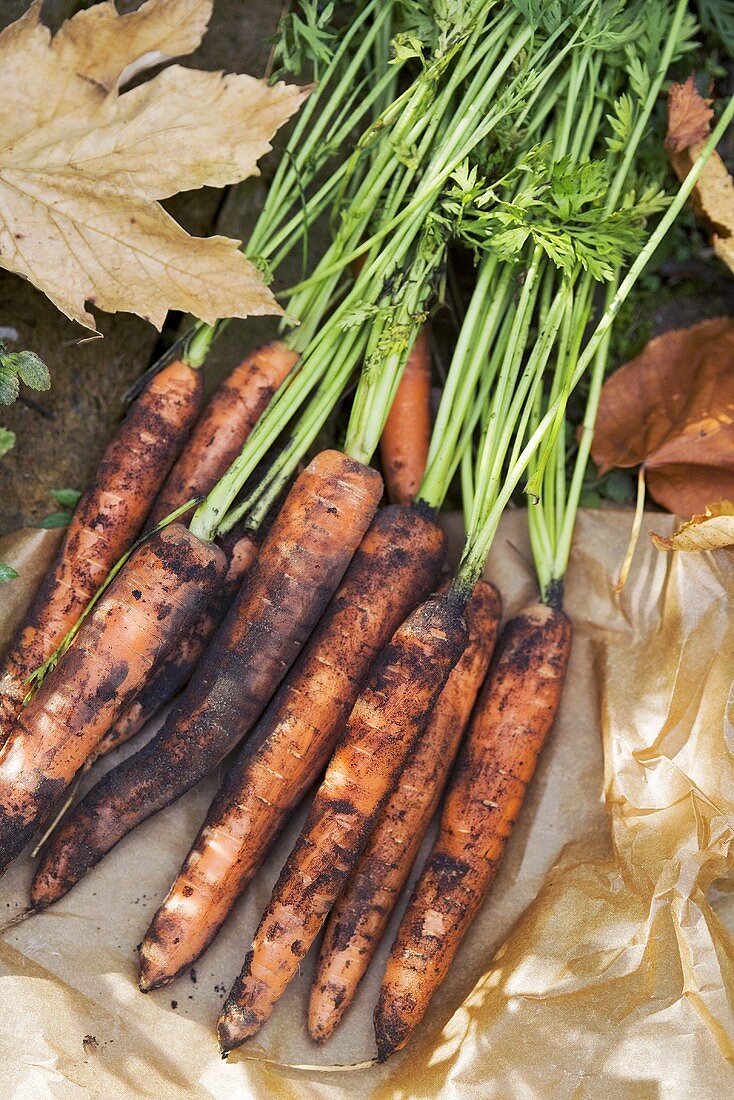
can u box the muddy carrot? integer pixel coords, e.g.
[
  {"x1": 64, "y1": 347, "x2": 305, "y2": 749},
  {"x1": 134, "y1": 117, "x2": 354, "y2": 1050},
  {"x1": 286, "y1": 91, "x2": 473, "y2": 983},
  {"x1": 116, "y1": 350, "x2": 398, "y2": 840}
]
[
  {"x1": 146, "y1": 343, "x2": 298, "y2": 529},
  {"x1": 0, "y1": 524, "x2": 225, "y2": 874},
  {"x1": 373, "y1": 603, "x2": 572, "y2": 1060},
  {"x1": 0, "y1": 360, "x2": 203, "y2": 738},
  {"x1": 216, "y1": 591, "x2": 468, "y2": 1052},
  {"x1": 379, "y1": 329, "x2": 432, "y2": 507},
  {"x1": 309, "y1": 579, "x2": 501, "y2": 1042},
  {"x1": 31, "y1": 451, "x2": 382, "y2": 909},
  {"x1": 137, "y1": 503, "x2": 446, "y2": 991},
  {"x1": 89, "y1": 535, "x2": 259, "y2": 763}
]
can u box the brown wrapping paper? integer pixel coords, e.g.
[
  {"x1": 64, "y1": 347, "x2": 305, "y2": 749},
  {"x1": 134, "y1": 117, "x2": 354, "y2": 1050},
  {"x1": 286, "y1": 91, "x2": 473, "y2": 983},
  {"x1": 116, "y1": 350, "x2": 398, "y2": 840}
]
[
  {"x1": 0, "y1": 527, "x2": 63, "y2": 646},
  {"x1": 0, "y1": 510, "x2": 733, "y2": 1097}
]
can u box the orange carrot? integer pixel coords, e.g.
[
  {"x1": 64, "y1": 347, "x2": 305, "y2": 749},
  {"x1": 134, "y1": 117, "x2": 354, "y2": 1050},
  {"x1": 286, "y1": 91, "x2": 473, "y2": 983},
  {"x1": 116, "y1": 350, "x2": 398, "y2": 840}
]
[
  {"x1": 138, "y1": 503, "x2": 446, "y2": 991},
  {"x1": 90, "y1": 535, "x2": 259, "y2": 763},
  {"x1": 0, "y1": 524, "x2": 226, "y2": 875},
  {"x1": 374, "y1": 602, "x2": 572, "y2": 1060},
  {"x1": 146, "y1": 343, "x2": 298, "y2": 529},
  {"x1": 379, "y1": 328, "x2": 431, "y2": 506},
  {"x1": 31, "y1": 451, "x2": 383, "y2": 910},
  {"x1": 217, "y1": 591, "x2": 468, "y2": 1052},
  {"x1": 309, "y1": 579, "x2": 501, "y2": 1042},
  {"x1": 0, "y1": 360, "x2": 203, "y2": 739}
]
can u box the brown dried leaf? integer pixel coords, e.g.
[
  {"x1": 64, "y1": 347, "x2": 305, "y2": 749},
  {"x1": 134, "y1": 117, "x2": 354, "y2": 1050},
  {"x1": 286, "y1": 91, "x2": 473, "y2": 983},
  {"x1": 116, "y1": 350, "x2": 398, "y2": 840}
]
[
  {"x1": 591, "y1": 318, "x2": 734, "y2": 516},
  {"x1": 651, "y1": 501, "x2": 734, "y2": 551},
  {"x1": 0, "y1": 0, "x2": 308, "y2": 331},
  {"x1": 665, "y1": 76, "x2": 713, "y2": 153},
  {"x1": 667, "y1": 77, "x2": 734, "y2": 276}
]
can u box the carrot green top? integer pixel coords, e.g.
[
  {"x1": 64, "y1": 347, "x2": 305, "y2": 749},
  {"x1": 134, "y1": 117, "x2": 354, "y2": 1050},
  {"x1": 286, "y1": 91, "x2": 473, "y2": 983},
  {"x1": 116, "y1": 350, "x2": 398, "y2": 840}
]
[
  {"x1": 411, "y1": 0, "x2": 731, "y2": 595},
  {"x1": 189, "y1": 1, "x2": 590, "y2": 544},
  {"x1": 188, "y1": 0, "x2": 733, "y2": 562}
]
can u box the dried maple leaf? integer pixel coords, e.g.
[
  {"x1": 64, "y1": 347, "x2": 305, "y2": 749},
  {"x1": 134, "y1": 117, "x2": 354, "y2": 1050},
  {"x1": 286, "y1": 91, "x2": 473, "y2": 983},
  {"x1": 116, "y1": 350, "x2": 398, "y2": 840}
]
[
  {"x1": 665, "y1": 75, "x2": 714, "y2": 153},
  {"x1": 666, "y1": 76, "x2": 734, "y2": 276},
  {"x1": 651, "y1": 501, "x2": 734, "y2": 551},
  {"x1": 591, "y1": 317, "x2": 734, "y2": 516},
  {"x1": 0, "y1": 0, "x2": 308, "y2": 331}
]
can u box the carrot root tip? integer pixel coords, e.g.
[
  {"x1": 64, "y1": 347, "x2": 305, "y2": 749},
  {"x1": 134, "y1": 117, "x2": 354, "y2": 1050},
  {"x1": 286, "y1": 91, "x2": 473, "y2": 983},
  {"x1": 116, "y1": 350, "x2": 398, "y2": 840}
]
[
  {"x1": 308, "y1": 1020, "x2": 334, "y2": 1045},
  {"x1": 137, "y1": 968, "x2": 154, "y2": 994},
  {"x1": 308, "y1": 983, "x2": 347, "y2": 1043},
  {"x1": 374, "y1": 999, "x2": 412, "y2": 1063},
  {"x1": 29, "y1": 873, "x2": 66, "y2": 911},
  {"x1": 217, "y1": 1010, "x2": 254, "y2": 1055}
]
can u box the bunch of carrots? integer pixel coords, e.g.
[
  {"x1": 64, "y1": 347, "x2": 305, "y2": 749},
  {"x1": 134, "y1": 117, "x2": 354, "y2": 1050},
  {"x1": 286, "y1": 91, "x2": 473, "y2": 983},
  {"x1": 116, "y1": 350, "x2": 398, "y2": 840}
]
[{"x1": 0, "y1": 0, "x2": 731, "y2": 1065}]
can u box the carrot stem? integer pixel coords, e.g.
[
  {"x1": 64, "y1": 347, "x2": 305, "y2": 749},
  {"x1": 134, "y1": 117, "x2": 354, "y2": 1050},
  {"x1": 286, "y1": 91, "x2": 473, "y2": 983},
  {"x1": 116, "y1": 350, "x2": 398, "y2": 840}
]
[{"x1": 278, "y1": 15, "x2": 585, "y2": 302}]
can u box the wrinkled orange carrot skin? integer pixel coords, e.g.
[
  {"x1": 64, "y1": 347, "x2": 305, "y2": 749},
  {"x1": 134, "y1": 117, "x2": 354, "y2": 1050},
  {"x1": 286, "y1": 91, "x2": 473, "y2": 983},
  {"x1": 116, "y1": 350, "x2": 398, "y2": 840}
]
[
  {"x1": 374, "y1": 603, "x2": 572, "y2": 1060},
  {"x1": 90, "y1": 536, "x2": 259, "y2": 763},
  {"x1": 217, "y1": 593, "x2": 468, "y2": 1052},
  {"x1": 146, "y1": 343, "x2": 298, "y2": 529},
  {"x1": 30, "y1": 452, "x2": 383, "y2": 910},
  {"x1": 138, "y1": 504, "x2": 446, "y2": 991},
  {"x1": 0, "y1": 525, "x2": 225, "y2": 875},
  {"x1": 0, "y1": 360, "x2": 203, "y2": 739},
  {"x1": 309, "y1": 580, "x2": 501, "y2": 1042},
  {"x1": 379, "y1": 329, "x2": 431, "y2": 507}
]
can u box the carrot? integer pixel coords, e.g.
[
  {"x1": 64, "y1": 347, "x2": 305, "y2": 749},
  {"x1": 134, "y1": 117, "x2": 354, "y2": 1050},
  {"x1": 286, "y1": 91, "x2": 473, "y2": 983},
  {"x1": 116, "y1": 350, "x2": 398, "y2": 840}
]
[
  {"x1": 89, "y1": 535, "x2": 259, "y2": 764},
  {"x1": 379, "y1": 328, "x2": 431, "y2": 507},
  {"x1": 374, "y1": 602, "x2": 572, "y2": 1060},
  {"x1": 146, "y1": 343, "x2": 298, "y2": 529},
  {"x1": 308, "y1": 579, "x2": 501, "y2": 1042},
  {"x1": 137, "y1": 503, "x2": 446, "y2": 991},
  {"x1": 103, "y1": 345, "x2": 297, "y2": 752},
  {"x1": 0, "y1": 524, "x2": 226, "y2": 875},
  {"x1": 30, "y1": 451, "x2": 383, "y2": 910},
  {"x1": 0, "y1": 359, "x2": 203, "y2": 739},
  {"x1": 216, "y1": 591, "x2": 468, "y2": 1052}
]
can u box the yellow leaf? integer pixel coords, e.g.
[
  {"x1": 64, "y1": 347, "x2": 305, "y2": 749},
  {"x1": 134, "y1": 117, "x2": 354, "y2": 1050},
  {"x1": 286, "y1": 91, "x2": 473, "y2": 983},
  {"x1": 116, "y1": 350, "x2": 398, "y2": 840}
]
[
  {"x1": 651, "y1": 501, "x2": 734, "y2": 552},
  {"x1": 0, "y1": 0, "x2": 309, "y2": 331}
]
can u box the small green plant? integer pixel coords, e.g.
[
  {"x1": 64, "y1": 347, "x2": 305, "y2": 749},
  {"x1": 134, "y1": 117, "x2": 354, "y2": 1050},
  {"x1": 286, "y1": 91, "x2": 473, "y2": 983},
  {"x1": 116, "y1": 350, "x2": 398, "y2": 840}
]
[
  {"x1": 0, "y1": 344, "x2": 50, "y2": 406},
  {"x1": 37, "y1": 489, "x2": 82, "y2": 530},
  {"x1": 0, "y1": 427, "x2": 18, "y2": 582}
]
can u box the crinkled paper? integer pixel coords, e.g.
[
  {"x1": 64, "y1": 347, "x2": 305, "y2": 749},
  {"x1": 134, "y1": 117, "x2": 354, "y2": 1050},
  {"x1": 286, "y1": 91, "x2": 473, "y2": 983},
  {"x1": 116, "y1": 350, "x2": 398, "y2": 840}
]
[{"x1": 0, "y1": 510, "x2": 732, "y2": 1098}]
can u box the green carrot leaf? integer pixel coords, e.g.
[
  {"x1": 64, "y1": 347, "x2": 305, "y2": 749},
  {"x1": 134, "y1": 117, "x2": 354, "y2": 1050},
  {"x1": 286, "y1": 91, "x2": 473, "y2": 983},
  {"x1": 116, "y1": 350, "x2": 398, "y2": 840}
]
[
  {"x1": 272, "y1": 0, "x2": 337, "y2": 79},
  {"x1": 392, "y1": 32, "x2": 426, "y2": 63},
  {"x1": 697, "y1": 0, "x2": 734, "y2": 54},
  {"x1": 0, "y1": 563, "x2": 19, "y2": 584}
]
